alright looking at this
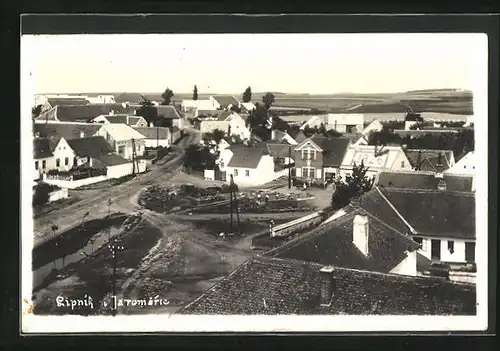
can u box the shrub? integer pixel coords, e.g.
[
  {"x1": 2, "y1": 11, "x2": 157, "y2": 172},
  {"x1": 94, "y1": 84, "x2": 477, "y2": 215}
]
[
  {"x1": 33, "y1": 182, "x2": 58, "y2": 207},
  {"x1": 220, "y1": 183, "x2": 239, "y2": 194}
]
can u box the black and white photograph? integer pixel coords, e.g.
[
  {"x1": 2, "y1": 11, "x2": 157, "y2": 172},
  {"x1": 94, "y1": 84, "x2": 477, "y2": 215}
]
[{"x1": 21, "y1": 30, "x2": 488, "y2": 333}]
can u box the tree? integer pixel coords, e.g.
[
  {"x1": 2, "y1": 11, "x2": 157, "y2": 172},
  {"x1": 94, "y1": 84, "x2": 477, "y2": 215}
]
[
  {"x1": 33, "y1": 183, "x2": 53, "y2": 207},
  {"x1": 331, "y1": 162, "x2": 375, "y2": 210},
  {"x1": 161, "y1": 88, "x2": 174, "y2": 105},
  {"x1": 262, "y1": 92, "x2": 275, "y2": 110},
  {"x1": 242, "y1": 87, "x2": 252, "y2": 103},
  {"x1": 212, "y1": 129, "x2": 226, "y2": 143},
  {"x1": 193, "y1": 85, "x2": 198, "y2": 100},
  {"x1": 135, "y1": 100, "x2": 158, "y2": 126}
]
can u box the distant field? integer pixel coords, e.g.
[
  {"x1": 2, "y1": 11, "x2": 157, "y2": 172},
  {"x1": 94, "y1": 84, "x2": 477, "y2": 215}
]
[{"x1": 55, "y1": 89, "x2": 473, "y2": 115}]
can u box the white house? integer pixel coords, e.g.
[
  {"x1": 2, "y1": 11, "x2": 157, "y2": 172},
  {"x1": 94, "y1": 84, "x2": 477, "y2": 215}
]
[
  {"x1": 92, "y1": 114, "x2": 148, "y2": 127},
  {"x1": 339, "y1": 145, "x2": 413, "y2": 180},
  {"x1": 94, "y1": 124, "x2": 146, "y2": 160},
  {"x1": 224, "y1": 146, "x2": 278, "y2": 187},
  {"x1": 133, "y1": 127, "x2": 171, "y2": 148},
  {"x1": 240, "y1": 102, "x2": 256, "y2": 113},
  {"x1": 209, "y1": 95, "x2": 241, "y2": 110},
  {"x1": 270, "y1": 129, "x2": 298, "y2": 145},
  {"x1": 300, "y1": 113, "x2": 365, "y2": 133},
  {"x1": 181, "y1": 99, "x2": 218, "y2": 115},
  {"x1": 86, "y1": 95, "x2": 116, "y2": 104},
  {"x1": 445, "y1": 151, "x2": 475, "y2": 176},
  {"x1": 200, "y1": 111, "x2": 251, "y2": 141}
]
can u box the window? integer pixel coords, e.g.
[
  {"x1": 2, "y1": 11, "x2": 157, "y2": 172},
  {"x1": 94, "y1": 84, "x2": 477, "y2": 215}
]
[
  {"x1": 245, "y1": 169, "x2": 250, "y2": 177},
  {"x1": 413, "y1": 237, "x2": 423, "y2": 249},
  {"x1": 400, "y1": 161, "x2": 405, "y2": 168},
  {"x1": 56, "y1": 158, "x2": 61, "y2": 167},
  {"x1": 447, "y1": 240, "x2": 454, "y2": 254},
  {"x1": 302, "y1": 167, "x2": 316, "y2": 178},
  {"x1": 87, "y1": 157, "x2": 91, "y2": 163},
  {"x1": 42, "y1": 160, "x2": 46, "y2": 169},
  {"x1": 301, "y1": 148, "x2": 316, "y2": 160},
  {"x1": 65, "y1": 157, "x2": 69, "y2": 166},
  {"x1": 234, "y1": 169, "x2": 238, "y2": 176},
  {"x1": 35, "y1": 161, "x2": 39, "y2": 170}
]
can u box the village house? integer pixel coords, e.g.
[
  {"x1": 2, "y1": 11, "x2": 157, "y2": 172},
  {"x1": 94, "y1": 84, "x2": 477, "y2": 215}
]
[
  {"x1": 294, "y1": 136, "x2": 351, "y2": 182},
  {"x1": 301, "y1": 113, "x2": 365, "y2": 134},
  {"x1": 35, "y1": 103, "x2": 140, "y2": 123},
  {"x1": 268, "y1": 202, "x2": 420, "y2": 276},
  {"x1": 133, "y1": 127, "x2": 171, "y2": 148},
  {"x1": 240, "y1": 102, "x2": 256, "y2": 114},
  {"x1": 91, "y1": 114, "x2": 148, "y2": 127},
  {"x1": 94, "y1": 124, "x2": 146, "y2": 160},
  {"x1": 155, "y1": 105, "x2": 185, "y2": 130},
  {"x1": 338, "y1": 144, "x2": 413, "y2": 180},
  {"x1": 352, "y1": 187, "x2": 476, "y2": 283},
  {"x1": 270, "y1": 129, "x2": 298, "y2": 145},
  {"x1": 85, "y1": 95, "x2": 116, "y2": 104},
  {"x1": 33, "y1": 122, "x2": 104, "y2": 142},
  {"x1": 209, "y1": 95, "x2": 241, "y2": 110},
  {"x1": 404, "y1": 149, "x2": 456, "y2": 173},
  {"x1": 33, "y1": 138, "x2": 57, "y2": 180},
  {"x1": 178, "y1": 255, "x2": 476, "y2": 315},
  {"x1": 114, "y1": 92, "x2": 146, "y2": 104},
  {"x1": 375, "y1": 170, "x2": 475, "y2": 192},
  {"x1": 224, "y1": 146, "x2": 280, "y2": 187},
  {"x1": 265, "y1": 143, "x2": 295, "y2": 169},
  {"x1": 181, "y1": 99, "x2": 218, "y2": 116},
  {"x1": 445, "y1": 151, "x2": 475, "y2": 176},
  {"x1": 199, "y1": 111, "x2": 251, "y2": 141}
]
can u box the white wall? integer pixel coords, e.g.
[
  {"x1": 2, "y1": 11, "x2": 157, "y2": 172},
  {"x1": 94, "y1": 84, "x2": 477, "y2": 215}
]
[
  {"x1": 445, "y1": 152, "x2": 475, "y2": 176},
  {"x1": 229, "y1": 115, "x2": 251, "y2": 140},
  {"x1": 48, "y1": 188, "x2": 69, "y2": 203},
  {"x1": 144, "y1": 139, "x2": 170, "y2": 148},
  {"x1": 226, "y1": 155, "x2": 276, "y2": 187},
  {"x1": 405, "y1": 121, "x2": 418, "y2": 130},
  {"x1": 200, "y1": 120, "x2": 229, "y2": 135},
  {"x1": 53, "y1": 138, "x2": 77, "y2": 171},
  {"x1": 204, "y1": 169, "x2": 215, "y2": 181},
  {"x1": 34, "y1": 156, "x2": 56, "y2": 177},
  {"x1": 107, "y1": 162, "x2": 135, "y2": 178},
  {"x1": 416, "y1": 237, "x2": 472, "y2": 264},
  {"x1": 44, "y1": 175, "x2": 108, "y2": 189},
  {"x1": 389, "y1": 250, "x2": 417, "y2": 276},
  {"x1": 389, "y1": 150, "x2": 413, "y2": 171}
]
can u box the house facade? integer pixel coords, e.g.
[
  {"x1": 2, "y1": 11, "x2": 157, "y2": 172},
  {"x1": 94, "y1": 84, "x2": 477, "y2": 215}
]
[
  {"x1": 445, "y1": 151, "x2": 475, "y2": 176},
  {"x1": 223, "y1": 146, "x2": 278, "y2": 187},
  {"x1": 133, "y1": 127, "x2": 171, "y2": 148},
  {"x1": 405, "y1": 149, "x2": 456, "y2": 173},
  {"x1": 209, "y1": 95, "x2": 241, "y2": 110},
  {"x1": 339, "y1": 145, "x2": 412, "y2": 180},
  {"x1": 200, "y1": 111, "x2": 250, "y2": 141},
  {"x1": 94, "y1": 124, "x2": 146, "y2": 160},
  {"x1": 294, "y1": 136, "x2": 351, "y2": 181}
]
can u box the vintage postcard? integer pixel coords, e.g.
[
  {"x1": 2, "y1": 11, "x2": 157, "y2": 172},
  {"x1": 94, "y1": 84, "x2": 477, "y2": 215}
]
[{"x1": 21, "y1": 32, "x2": 488, "y2": 333}]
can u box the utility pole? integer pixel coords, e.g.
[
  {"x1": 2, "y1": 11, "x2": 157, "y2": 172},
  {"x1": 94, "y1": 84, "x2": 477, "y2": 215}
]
[
  {"x1": 288, "y1": 145, "x2": 292, "y2": 189},
  {"x1": 156, "y1": 122, "x2": 159, "y2": 148},
  {"x1": 229, "y1": 175, "x2": 241, "y2": 235},
  {"x1": 108, "y1": 236, "x2": 124, "y2": 317},
  {"x1": 107, "y1": 198, "x2": 112, "y2": 240},
  {"x1": 229, "y1": 179, "x2": 234, "y2": 232}
]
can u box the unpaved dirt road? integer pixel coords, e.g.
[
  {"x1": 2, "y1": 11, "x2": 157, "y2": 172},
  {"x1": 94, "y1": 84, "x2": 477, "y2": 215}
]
[{"x1": 33, "y1": 130, "x2": 199, "y2": 246}]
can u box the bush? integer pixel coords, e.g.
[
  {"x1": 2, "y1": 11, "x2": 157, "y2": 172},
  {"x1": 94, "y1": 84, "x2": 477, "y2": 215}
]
[
  {"x1": 33, "y1": 182, "x2": 59, "y2": 207},
  {"x1": 220, "y1": 183, "x2": 239, "y2": 194}
]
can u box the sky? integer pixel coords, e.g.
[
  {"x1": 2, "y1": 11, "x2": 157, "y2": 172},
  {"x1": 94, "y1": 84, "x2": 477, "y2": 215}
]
[{"x1": 21, "y1": 33, "x2": 486, "y2": 95}]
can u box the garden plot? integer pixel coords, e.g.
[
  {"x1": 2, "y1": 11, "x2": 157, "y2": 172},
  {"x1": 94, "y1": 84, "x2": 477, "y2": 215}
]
[{"x1": 139, "y1": 184, "x2": 227, "y2": 213}]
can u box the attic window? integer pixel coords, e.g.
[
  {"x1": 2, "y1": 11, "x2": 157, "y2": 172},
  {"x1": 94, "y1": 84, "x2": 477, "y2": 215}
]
[{"x1": 413, "y1": 237, "x2": 423, "y2": 249}]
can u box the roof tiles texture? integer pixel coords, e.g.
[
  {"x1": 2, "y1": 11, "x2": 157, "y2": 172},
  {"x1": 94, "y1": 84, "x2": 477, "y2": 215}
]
[{"x1": 376, "y1": 171, "x2": 474, "y2": 192}]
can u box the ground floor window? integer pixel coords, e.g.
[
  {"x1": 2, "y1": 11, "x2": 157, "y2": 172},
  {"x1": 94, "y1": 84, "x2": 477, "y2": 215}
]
[
  {"x1": 465, "y1": 242, "x2": 475, "y2": 263},
  {"x1": 234, "y1": 169, "x2": 238, "y2": 176},
  {"x1": 42, "y1": 160, "x2": 46, "y2": 169},
  {"x1": 35, "y1": 161, "x2": 39, "y2": 170},
  {"x1": 245, "y1": 169, "x2": 250, "y2": 177},
  {"x1": 302, "y1": 167, "x2": 315, "y2": 178},
  {"x1": 65, "y1": 157, "x2": 69, "y2": 166},
  {"x1": 56, "y1": 158, "x2": 60, "y2": 167},
  {"x1": 431, "y1": 239, "x2": 441, "y2": 261}
]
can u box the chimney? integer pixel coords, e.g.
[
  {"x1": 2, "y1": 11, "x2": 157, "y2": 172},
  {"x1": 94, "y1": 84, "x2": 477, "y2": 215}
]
[
  {"x1": 271, "y1": 129, "x2": 276, "y2": 140},
  {"x1": 437, "y1": 179, "x2": 447, "y2": 191},
  {"x1": 350, "y1": 195, "x2": 361, "y2": 208},
  {"x1": 80, "y1": 131, "x2": 85, "y2": 138},
  {"x1": 319, "y1": 266, "x2": 335, "y2": 306},
  {"x1": 353, "y1": 215, "x2": 369, "y2": 256}
]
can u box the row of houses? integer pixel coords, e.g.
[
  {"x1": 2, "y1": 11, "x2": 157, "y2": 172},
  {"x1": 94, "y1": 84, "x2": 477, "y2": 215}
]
[
  {"x1": 179, "y1": 179, "x2": 477, "y2": 315},
  {"x1": 34, "y1": 92, "x2": 151, "y2": 109}
]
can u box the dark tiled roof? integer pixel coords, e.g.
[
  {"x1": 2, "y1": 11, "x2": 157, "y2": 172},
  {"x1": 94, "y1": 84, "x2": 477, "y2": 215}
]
[
  {"x1": 379, "y1": 188, "x2": 476, "y2": 239},
  {"x1": 310, "y1": 136, "x2": 351, "y2": 167},
  {"x1": 156, "y1": 105, "x2": 182, "y2": 119},
  {"x1": 42, "y1": 104, "x2": 140, "y2": 122},
  {"x1": 47, "y1": 98, "x2": 89, "y2": 107},
  {"x1": 114, "y1": 93, "x2": 146, "y2": 104},
  {"x1": 93, "y1": 153, "x2": 130, "y2": 167},
  {"x1": 268, "y1": 208, "x2": 419, "y2": 273},
  {"x1": 405, "y1": 149, "x2": 454, "y2": 172},
  {"x1": 376, "y1": 171, "x2": 474, "y2": 192},
  {"x1": 33, "y1": 123, "x2": 103, "y2": 141},
  {"x1": 179, "y1": 256, "x2": 476, "y2": 315},
  {"x1": 33, "y1": 138, "x2": 53, "y2": 159},
  {"x1": 133, "y1": 127, "x2": 170, "y2": 139},
  {"x1": 211, "y1": 95, "x2": 239, "y2": 108},
  {"x1": 67, "y1": 136, "x2": 115, "y2": 158},
  {"x1": 272, "y1": 130, "x2": 288, "y2": 141},
  {"x1": 266, "y1": 143, "x2": 291, "y2": 158},
  {"x1": 294, "y1": 130, "x2": 308, "y2": 143},
  {"x1": 227, "y1": 145, "x2": 267, "y2": 168}
]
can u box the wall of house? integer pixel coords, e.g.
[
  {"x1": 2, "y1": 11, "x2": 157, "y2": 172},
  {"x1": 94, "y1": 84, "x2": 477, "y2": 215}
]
[
  {"x1": 144, "y1": 138, "x2": 170, "y2": 148},
  {"x1": 226, "y1": 155, "x2": 276, "y2": 187},
  {"x1": 53, "y1": 138, "x2": 78, "y2": 171},
  {"x1": 405, "y1": 121, "x2": 418, "y2": 130},
  {"x1": 294, "y1": 141, "x2": 324, "y2": 180},
  {"x1": 389, "y1": 151, "x2": 413, "y2": 172},
  {"x1": 229, "y1": 116, "x2": 251, "y2": 140},
  {"x1": 107, "y1": 163, "x2": 134, "y2": 179},
  {"x1": 108, "y1": 139, "x2": 145, "y2": 160},
  {"x1": 417, "y1": 237, "x2": 473, "y2": 263},
  {"x1": 322, "y1": 167, "x2": 339, "y2": 181},
  {"x1": 389, "y1": 250, "x2": 417, "y2": 276},
  {"x1": 445, "y1": 152, "x2": 475, "y2": 176},
  {"x1": 217, "y1": 149, "x2": 233, "y2": 172},
  {"x1": 200, "y1": 120, "x2": 229, "y2": 135},
  {"x1": 34, "y1": 156, "x2": 56, "y2": 177}
]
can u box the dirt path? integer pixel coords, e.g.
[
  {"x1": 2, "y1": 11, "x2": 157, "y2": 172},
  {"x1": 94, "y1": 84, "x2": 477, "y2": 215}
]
[{"x1": 33, "y1": 130, "x2": 199, "y2": 246}]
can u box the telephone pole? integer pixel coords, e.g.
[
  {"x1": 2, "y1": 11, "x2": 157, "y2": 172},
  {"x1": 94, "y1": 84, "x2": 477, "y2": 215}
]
[
  {"x1": 229, "y1": 175, "x2": 241, "y2": 236},
  {"x1": 288, "y1": 145, "x2": 292, "y2": 189},
  {"x1": 108, "y1": 236, "x2": 124, "y2": 317}
]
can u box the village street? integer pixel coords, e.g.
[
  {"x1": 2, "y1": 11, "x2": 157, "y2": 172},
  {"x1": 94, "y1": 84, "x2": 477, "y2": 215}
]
[{"x1": 33, "y1": 129, "x2": 200, "y2": 246}]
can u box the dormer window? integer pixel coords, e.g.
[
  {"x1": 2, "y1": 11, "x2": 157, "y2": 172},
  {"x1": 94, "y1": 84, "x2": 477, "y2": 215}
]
[{"x1": 301, "y1": 148, "x2": 316, "y2": 160}]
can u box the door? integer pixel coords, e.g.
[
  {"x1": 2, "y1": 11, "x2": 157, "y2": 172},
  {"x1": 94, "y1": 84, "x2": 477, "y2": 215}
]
[
  {"x1": 465, "y1": 242, "x2": 476, "y2": 263},
  {"x1": 431, "y1": 239, "x2": 441, "y2": 261}
]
